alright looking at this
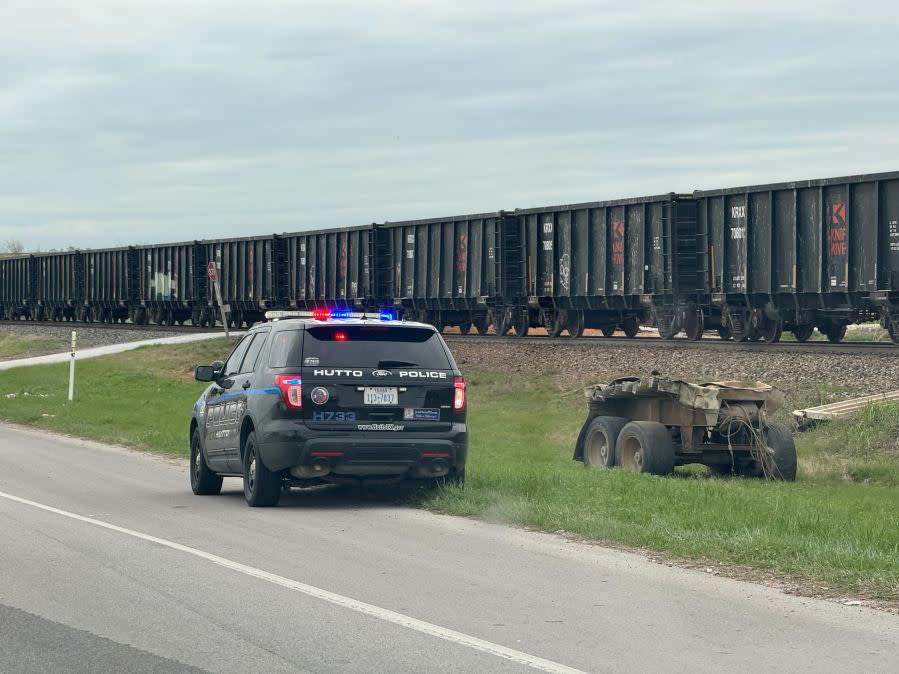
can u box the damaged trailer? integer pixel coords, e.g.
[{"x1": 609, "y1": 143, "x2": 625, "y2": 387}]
[{"x1": 573, "y1": 376, "x2": 796, "y2": 480}]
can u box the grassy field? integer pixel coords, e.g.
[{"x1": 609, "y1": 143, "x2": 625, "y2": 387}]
[
  {"x1": 0, "y1": 333, "x2": 68, "y2": 361},
  {"x1": 1, "y1": 338, "x2": 897, "y2": 601}
]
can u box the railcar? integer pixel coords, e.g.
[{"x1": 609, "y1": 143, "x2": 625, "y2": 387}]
[{"x1": 694, "y1": 170, "x2": 899, "y2": 343}]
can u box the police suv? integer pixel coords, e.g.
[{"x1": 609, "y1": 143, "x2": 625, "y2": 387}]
[{"x1": 190, "y1": 310, "x2": 468, "y2": 506}]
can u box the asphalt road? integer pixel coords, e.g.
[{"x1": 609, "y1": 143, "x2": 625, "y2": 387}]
[{"x1": 0, "y1": 425, "x2": 897, "y2": 673}]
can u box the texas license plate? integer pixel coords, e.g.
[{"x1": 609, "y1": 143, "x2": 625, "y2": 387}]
[{"x1": 363, "y1": 387, "x2": 398, "y2": 405}]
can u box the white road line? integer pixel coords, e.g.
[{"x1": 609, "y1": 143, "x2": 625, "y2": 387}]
[{"x1": 0, "y1": 489, "x2": 587, "y2": 674}]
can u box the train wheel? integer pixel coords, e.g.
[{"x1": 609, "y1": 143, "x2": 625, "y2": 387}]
[
  {"x1": 622, "y1": 316, "x2": 640, "y2": 338},
  {"x1": 682, "y1": 308, "x2": 704, "y2": 341},
  {"x1": 727, "y1": 310, "x2": 750, "y2": 342},
  {"x1": 889, "y1": 321, "x2": 899, "y2": 345},
  {"x1": 716, "y1": 325, "x2": 731, "y2": 340},
  {"x1": 656, "y1": 312, "x2": 679, "y2": 340},
  {"x1": 758, "y1": 317, "x2": 783, "y2": 343},
  {"x1": 458, "y1": 322, "x2": 471, "y2": 335},
  {"x1": 566, "y1": 311, "x2": 584, "y2": 338},
  {"x1": 473, "y1": 314, "x2": 490, "y2": 335},
  {"x1": 600, "y1": 325, "x2": 615, "y2": 338},
  {"x1": 511, "y1": 309, "x2": 529, "y2": 337},
  {"x1": 819, "y1": 322, "x2": 847, "y2": 344},
  {"x1": 495, "y1": 309, "x2": 512, "y2": 336},
  {"x1": 791, "y1": 325, "x2": 813, "y2": 342},
  {"x1": 549, "y1": 311, "x2": 566, "y2": 338}
]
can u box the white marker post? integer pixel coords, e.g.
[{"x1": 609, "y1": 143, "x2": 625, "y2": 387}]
[
  {"x1": 68, "y1": 331, "x2": 77, "y2": 401},
  {"x1": 208, "y1": 261, "x2": 230, "y2": 338}
]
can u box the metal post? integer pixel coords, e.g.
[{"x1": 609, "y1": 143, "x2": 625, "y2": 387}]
[
  {"x1": 214, "y1": 274, "x2": 230, "y2": 338},
  {"x1": 68, "y1": 331, "x2": 76, "y2": 401}
]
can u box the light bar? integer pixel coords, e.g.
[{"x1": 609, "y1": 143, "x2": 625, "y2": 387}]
[{"x1": 265, "y1": 309, "x2": 403, "y2": 322}]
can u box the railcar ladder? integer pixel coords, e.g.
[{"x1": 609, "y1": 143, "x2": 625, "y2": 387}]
[
  {"x1": 371, "y1": 225, "x2": 393, "y2": 305},
  {"x1": 496, "y1": 213, "x2": 525, "y2": 301}
]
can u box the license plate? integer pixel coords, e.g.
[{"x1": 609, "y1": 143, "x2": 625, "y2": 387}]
[{"x1": 363, "y1": 387, "x2": 398, "y2": 406}]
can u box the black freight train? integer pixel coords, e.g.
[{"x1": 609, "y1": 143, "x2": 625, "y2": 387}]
[{"x1": 2, "y1": 170, "x2": 897, "y2": 344}]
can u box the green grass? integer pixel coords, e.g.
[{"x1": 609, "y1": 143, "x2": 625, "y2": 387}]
[
  {"x1": 0, "y1": 338, "x2": 233, "y2": 453},
  {"x1": 0, "y1": 333, "x2": 67, "y2": 360},
  {"x1": 1, "y1": 339, "x2": 897, "y2": 601}
]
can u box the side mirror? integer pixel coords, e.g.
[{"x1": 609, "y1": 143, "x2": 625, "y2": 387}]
[{"x1": 195, "y1": 365, "x2": 215, "y2": 382}]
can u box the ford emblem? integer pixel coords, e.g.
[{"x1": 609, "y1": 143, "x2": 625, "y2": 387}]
[{"x1": 372, "y1": 369, "x2": 391, "y2": 378}]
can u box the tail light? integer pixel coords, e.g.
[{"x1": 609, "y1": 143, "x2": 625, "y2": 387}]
[
  {"x1": 453, "y1": 376, "x2": 466, "y2": 412},
  {"x1": 275, "y1": 375, "x2": 303, "y2": 409}
]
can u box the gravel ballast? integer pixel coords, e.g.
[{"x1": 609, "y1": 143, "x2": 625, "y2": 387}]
[
  {"x1": 445, "y1": 338, "x2": 899, "y2": 395},
  {"x1": 0, "y1": 324, "x2": 193, "y2": 354}
]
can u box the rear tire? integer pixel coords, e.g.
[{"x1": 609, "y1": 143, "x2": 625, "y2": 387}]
[
  {"x1": 190, "y1": 431, "x2": 223, "y2": 495},
  {"x1": 615, "y1": 421, "x2": 675, "y2": 476},
  {"x1": 765, "y1": 423, "x2": 797, "y2": 481},
  {"x1": 243, "y1": 431, "x2": 282, "y2": 507},
  {"x1": 583, "y1": 416, "x2": 629, "y2": 469}
]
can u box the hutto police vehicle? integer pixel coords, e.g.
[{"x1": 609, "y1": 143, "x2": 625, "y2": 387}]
[{"x1": 190, "y1": 309, "x2": 468, "y2": 506}]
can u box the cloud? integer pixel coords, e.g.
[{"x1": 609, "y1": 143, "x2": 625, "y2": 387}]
[{"x1": 1, "y1": 0, "x2": 898, "y2": 249}]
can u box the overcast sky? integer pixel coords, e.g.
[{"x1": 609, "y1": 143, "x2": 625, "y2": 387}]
[{"x1": 2, "y1": 0, "x2": 898, "y2": 251}]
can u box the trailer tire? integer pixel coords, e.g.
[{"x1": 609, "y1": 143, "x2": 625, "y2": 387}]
[
  {"x1": 583, "y1": 416, "x2": 629, "y2": 469},
  {"x1": 765, "y1": 423, "x2": 797, "y2": 481},
  {"x1": 616, "y1": 421, "x2": 675, "y2": 476}
]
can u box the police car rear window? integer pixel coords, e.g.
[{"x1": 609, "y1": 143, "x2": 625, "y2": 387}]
[
  {"x1": 268, "y1": 329, "x2": 303, "y2": 368},
  {"x1": 303, "y1": 326, "x2": 452, "y2": 368}
]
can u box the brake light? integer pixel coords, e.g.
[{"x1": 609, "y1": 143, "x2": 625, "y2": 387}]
[
  {"x1": 275, "y1": 375, "x2": 303, "y2": 409},
  {"x1": 334, "y1": 331, "x2": 348, "y2": 341},
  {"x1": 453, "y1": 376, "x2": 466, "y2": 412}
]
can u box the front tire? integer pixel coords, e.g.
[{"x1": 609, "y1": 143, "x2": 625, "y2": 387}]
[
  {"x1": 190, "y1": 431, "x2": 223, "y2": 495},
  {"x1": 243, "y1": 431, "x2": 282, "y2": 507}
]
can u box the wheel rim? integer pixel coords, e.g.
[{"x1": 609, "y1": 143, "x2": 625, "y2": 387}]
[
  {"x1": 586, "y1": 431, "x2": 609, "y2": 466},
  {"x1": 191, "y1": 439, "x2": 201, "y2": 486},
  {"x1": 619, "y1": 436, "x2": 644, "y2": 472},
  {"x1": 246, "y1": 448, "x2": 256, "y2": 495}
]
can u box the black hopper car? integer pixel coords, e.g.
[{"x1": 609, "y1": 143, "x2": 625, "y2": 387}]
[{"x1": 2, "y1": 170, "x2": 898, "y2": 344}]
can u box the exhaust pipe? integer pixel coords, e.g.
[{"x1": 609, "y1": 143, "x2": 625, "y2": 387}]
[
  {"x1": 290, "y1": 458, "x2": 332, "y2": 479},
  {"x1": 412, "y1": 460, "x2": 449, "y2": 478}
]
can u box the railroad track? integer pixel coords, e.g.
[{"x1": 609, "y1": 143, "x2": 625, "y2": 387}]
[
  {"x1": 442, "y1": 333, "x2": 898, "y2": 355},
  {"x1": 4, "y1": 320, "x2": 894, "y2": 354},
  {"x1": 0, "y1": 320, "x2": 222, "y2": 334}
]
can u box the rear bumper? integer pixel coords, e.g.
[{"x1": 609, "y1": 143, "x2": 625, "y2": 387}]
[{"x1": 257, "y1": 420, "x2": 468, "y2": 475}]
